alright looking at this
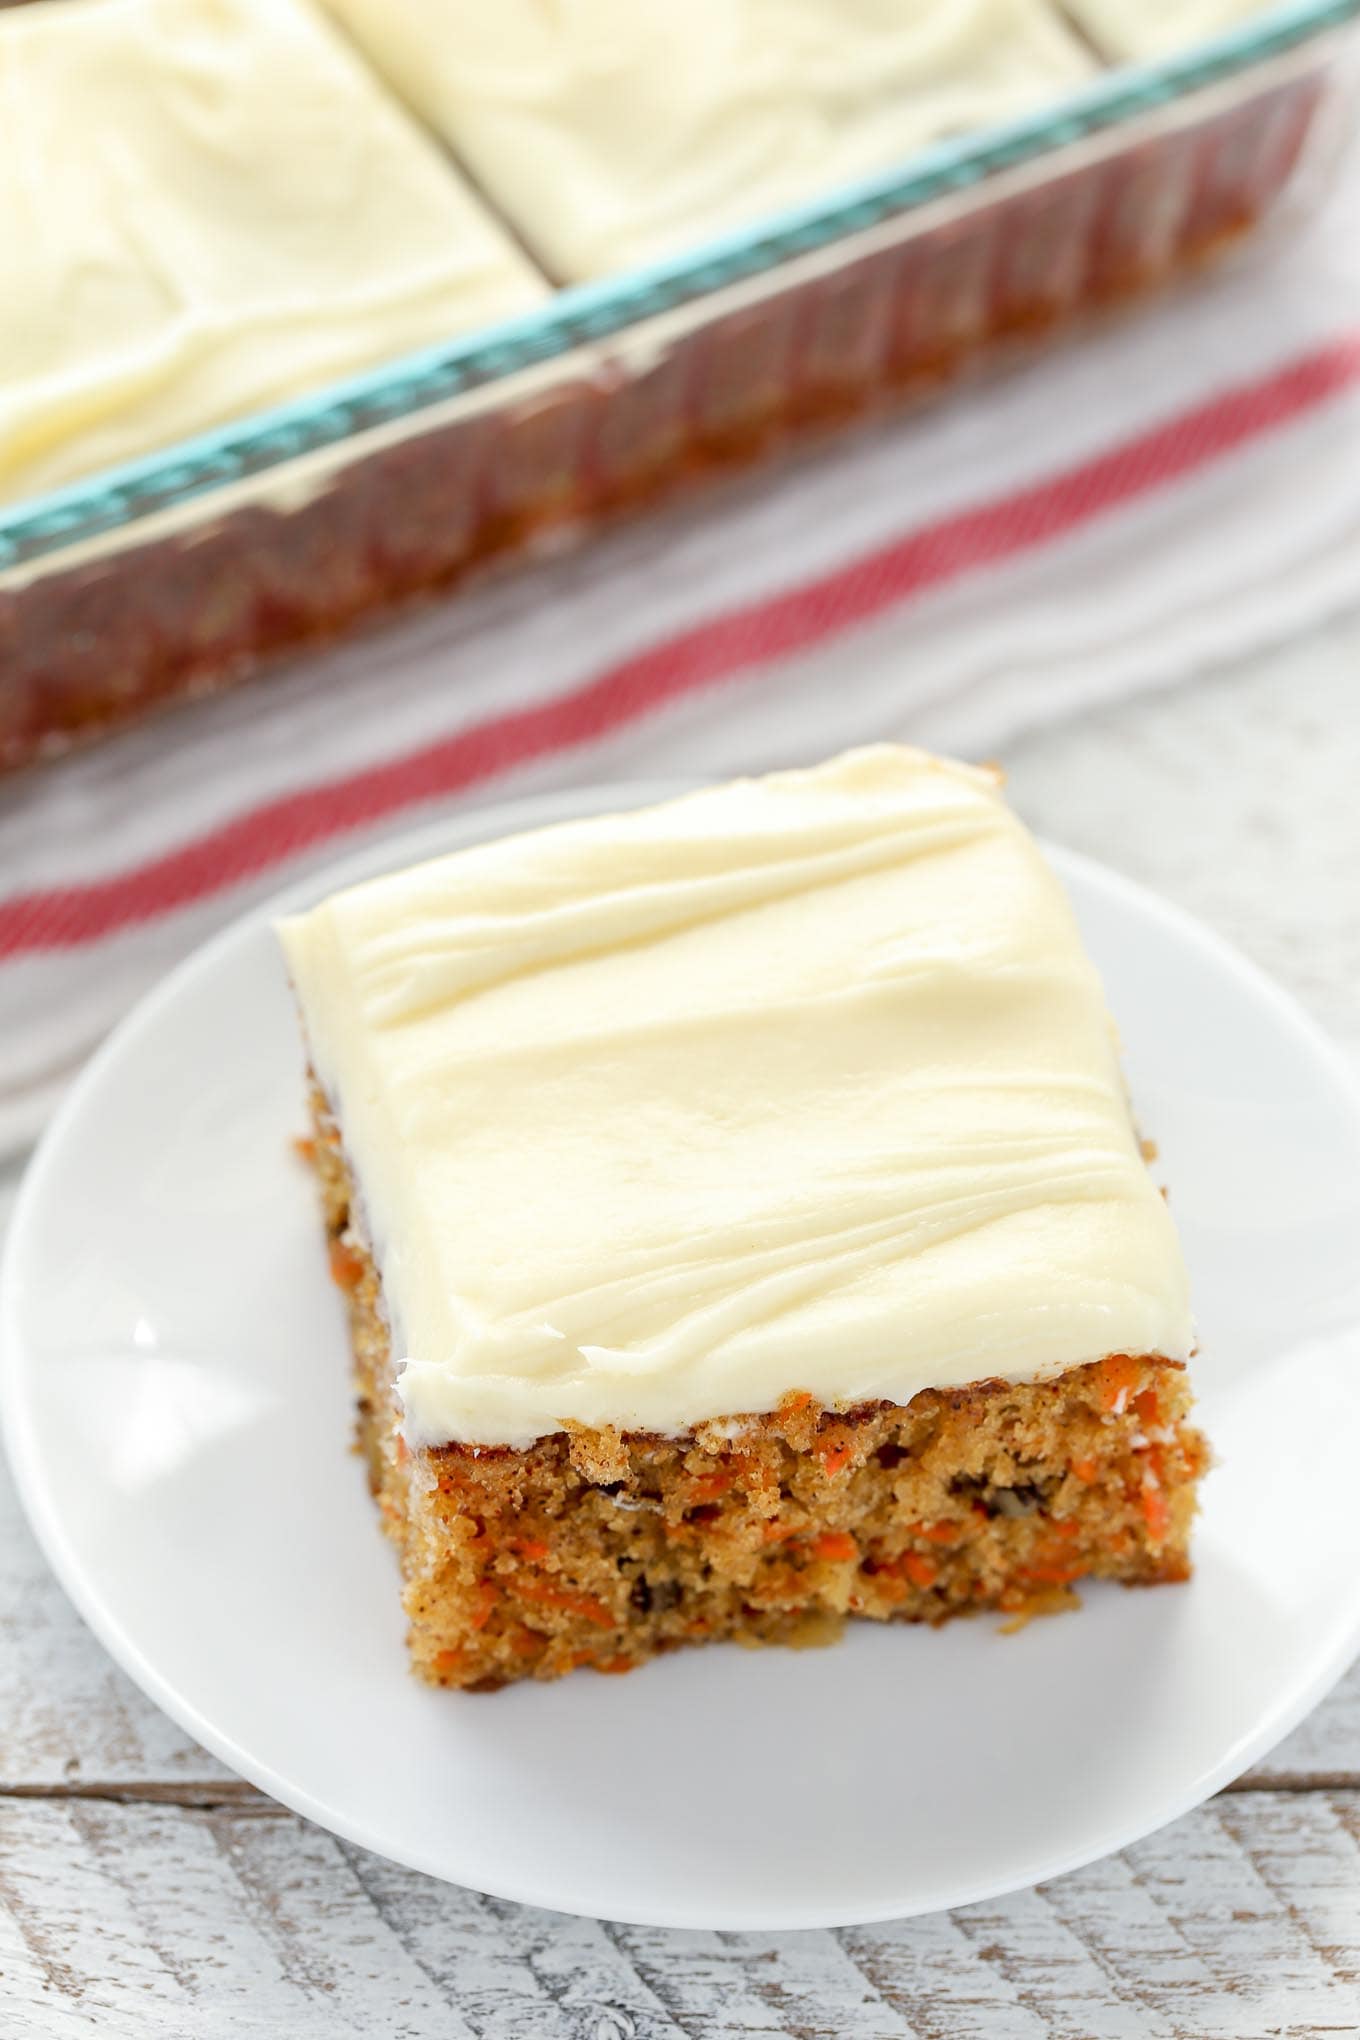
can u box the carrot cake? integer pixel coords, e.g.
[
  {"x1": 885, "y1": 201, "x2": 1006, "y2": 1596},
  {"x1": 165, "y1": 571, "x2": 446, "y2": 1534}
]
[
  {"x1": 277, "y1": 746, "x2": 1206, "y2": 1690},
  {"x1": 0, "y1": 0, "x2": 547, "y2": 506},
  {"x1": 317, "y1": 0, "x2": 1098, "y2": 282}
]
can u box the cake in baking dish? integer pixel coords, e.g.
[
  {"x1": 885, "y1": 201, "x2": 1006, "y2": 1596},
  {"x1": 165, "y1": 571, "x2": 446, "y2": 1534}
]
[
  {"x1": 318, "y1": 0, "x2": 1098, "y2": 282},
  {"x1": 0, "y1": 0, "x2": 546, "y2": 505},
  {"x1": 1060, "y1": 0, "x2": 1279, "y2": 61},
  {"x1": 278, "y1": 747, "x2": 1206, "y2": 1690}
]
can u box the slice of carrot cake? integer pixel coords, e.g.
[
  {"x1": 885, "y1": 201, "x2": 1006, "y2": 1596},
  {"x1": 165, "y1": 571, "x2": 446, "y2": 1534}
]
[{"x1": 277, "y1": 746, "x2": 1205, "y2": 1690}]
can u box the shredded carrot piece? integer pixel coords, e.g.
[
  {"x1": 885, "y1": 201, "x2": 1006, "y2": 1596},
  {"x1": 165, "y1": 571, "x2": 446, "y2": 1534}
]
[
  {"x1": 871, "y1": 1573, "x2": 909, "y2": 1604},
  {"x1": 1095, "y1": 1353, "x2": 1141, "y2": 1413},
  {"x1": 999, "y1": 1583, "x2": 1081, "y2": 1633},
  {"x1": 1133, "y1": 1388, "x2": 1161, "y2": 1428},
  {"x1": 910, "y1": 1520, "x2": 962, "y2": 1546},
  {"x1": 292, "y1": 1135, "x2": 316, "y2": 1165},
  {"x1": 517, "y1": 1580, "x2": 614, "y2": 1627},
  {"x1": 1017, "y1": 1562, "x2": 1082, "y2": 1588},
  {"x1": 762, "y1": 1520, "x2": 799, "y2": 1544},
  {"x1": 513, "y1": 1537, "x2": 551, "y2": 1564},
  {"x1": 394, "y1": 1436, "x2": 409, "y2": 1466},
  {"x1": 814, "y1": 1531, "x2": 858, "y2": 1563},
  {"x1": 900, "y1": 1553, "x2": 938, "y2": 1590},
  {"x1": 820, "y1": 1442, "x2": 852, "y2": 1478},
  {"x1": 1070, "y1": 1458, "x2": 1099, "y2": 1484},
  {"x1": 591, "y1": 1656, "x2": 636, "y2": 1675},
  {"x1": 328, "y1": 1239, "x2": 365, "y2": 1292},
  {"x1": 688, "y1": 1469, "x2": 736, "y2": 1503},
  {"x1": 467, "y1": 1581, "x2": 499, "y2": 1630},
  {"x1": 508, "y1": 1626, "x2": 544, "y2": 1657},
  {"x1": 1050, "y1": 1518, "x2": 1081, "y2": 1542},
  {"x1": 781, "y1": 1391, "x2": 814, "y2": 1415},
  {"x1": 432, "y1": 1648, "x2": 466, "y2": 1676}
]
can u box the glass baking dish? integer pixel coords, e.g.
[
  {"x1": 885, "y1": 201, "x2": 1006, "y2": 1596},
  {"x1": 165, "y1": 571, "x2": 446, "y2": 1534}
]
[{"x1": 2, "y1": 0, "x2": 1356, "y2": 771}]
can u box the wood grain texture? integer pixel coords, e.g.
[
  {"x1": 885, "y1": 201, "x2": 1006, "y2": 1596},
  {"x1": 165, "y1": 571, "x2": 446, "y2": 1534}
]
[
  {"x1": 2, "y1": 1797, "x2": 1359, "y2": 2039},
  {"x1": 3, "y1": 645, "x2": 1360, "y2": 2031}
]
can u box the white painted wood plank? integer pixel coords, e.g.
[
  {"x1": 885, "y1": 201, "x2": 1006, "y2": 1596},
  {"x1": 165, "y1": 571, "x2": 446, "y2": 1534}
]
[
  {"x1": 337, "y1": 1851, "x2": 582, "y2": 2039},
  {"x1": 3, "y1": 1796, "x2": 1359, "y2": 2038},
  {"x1": 0, "y1": 1800, "x2": 195, "y2": 2039},
  {"x1": 1245, "y1": 1685, "x2": 1360, "y2": 1786},
  {"x1": 208, "y1": 1814, "x2": 476, "y2": 2037},
  {"x1": 38, "y1": 1801, "x2": 451, "y2": 2039},
  {"x1": 614, "y1": 1921, "x2": 923, "y2": 2039},
  {"x1": 947, "y1": 1883, "x2": 1176, "y2": 2040},
  {"x1": 1118, "y1": 1798, "x2": 1360, "y2": 2039},
  {"x1": 0, "y1": 1880, "x2": 101, "y2": 2040},
  {"x1": 621, "y1": 1921, "x2": 906, "y2": 2039},
  {"x1": 0, "y1": 1461, "x2": 232, "y2": 1795},
  {"x1": 837, "y1": 1910, "x2": 1053, "y2": 2040},
  {"x1": 66, "y1": 1801, "x2": 347, "y2": 2030},
  {"x1": 1026, "y1": 1852, "x2": 1218, "y2": 2025},
  {"x1": 475, "y1": 1897, "x2": 694, "y2": 2040},
  {"x1": 607, "y1": 1923, "x2": 850, "y2": 2040},
  {"x1": 1216, "y1": 1793, "x2": 1360, "y2": 1992},
  {"x1": 701, "y1": 1928, "x2": 921, "y2": 2039}
]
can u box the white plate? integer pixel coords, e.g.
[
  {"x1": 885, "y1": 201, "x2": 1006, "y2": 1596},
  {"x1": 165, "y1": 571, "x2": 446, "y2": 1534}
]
[{"x1": 5, "y1": 782, "x2": 1360, "y2": 1932}]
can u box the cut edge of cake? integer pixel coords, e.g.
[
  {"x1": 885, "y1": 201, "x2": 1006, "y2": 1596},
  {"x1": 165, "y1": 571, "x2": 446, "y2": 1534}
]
[{"x1": 306, "y1": 1077, "x2": 1206, "y2": 1691}]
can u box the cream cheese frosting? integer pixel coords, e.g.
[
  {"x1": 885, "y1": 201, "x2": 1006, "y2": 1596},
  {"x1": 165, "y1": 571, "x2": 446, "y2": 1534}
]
[
  {"x1": 0, "y1": 0, "x2": 547, "y2": 506},
  {"x1": 1061, "y1": 0, "x2": 1274, "y2": 60},
  {"x1": 319, "y1": 0, "x2": 1098, "y2": 282},
  {"x1": 278, "y1": 747, "x2": 1193, "y2": 1449}
]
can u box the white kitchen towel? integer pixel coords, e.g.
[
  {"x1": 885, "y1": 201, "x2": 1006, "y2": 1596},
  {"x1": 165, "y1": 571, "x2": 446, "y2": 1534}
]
[{"x1": 3, "y1": 137, "x2": 1360, "y2": 1155}]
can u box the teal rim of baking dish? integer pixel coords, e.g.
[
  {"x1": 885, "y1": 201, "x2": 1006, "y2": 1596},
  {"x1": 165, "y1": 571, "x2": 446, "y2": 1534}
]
[{"x1": 2, "y1": 0, "x2": 1356, "y2": 574}]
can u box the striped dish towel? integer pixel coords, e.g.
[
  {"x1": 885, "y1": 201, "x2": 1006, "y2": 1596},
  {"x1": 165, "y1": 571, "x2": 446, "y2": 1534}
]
[{"x1": 4, "y1": 138, "x2": 1360, "y2": 1156}]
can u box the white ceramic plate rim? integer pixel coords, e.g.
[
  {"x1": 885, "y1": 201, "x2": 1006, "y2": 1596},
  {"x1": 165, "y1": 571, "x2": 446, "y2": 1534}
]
[{"x1": 5, "y1": 779, "x2": 1360, "y2": 1930}]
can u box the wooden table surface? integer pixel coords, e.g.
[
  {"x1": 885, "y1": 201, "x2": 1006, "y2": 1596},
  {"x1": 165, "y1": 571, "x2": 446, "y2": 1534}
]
[{"x1": 3, "y1": 643, "x2": 1359, "y2": 2039}]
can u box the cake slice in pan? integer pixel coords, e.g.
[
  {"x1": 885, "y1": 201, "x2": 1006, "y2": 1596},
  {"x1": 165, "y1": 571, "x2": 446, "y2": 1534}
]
[
  {"x1": 0, "y1": 0, "x2": 547, "y2": 505},
  {"x1": 319, "y1": 0, "x2": 1097, "y2": 281},
  {"x1": 1061, "y1": 0, "x2": 1275, "y2": 61},
  {"x1": 278, "y1": 747, "x2": 1205, "y2": 1690}
]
